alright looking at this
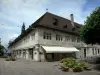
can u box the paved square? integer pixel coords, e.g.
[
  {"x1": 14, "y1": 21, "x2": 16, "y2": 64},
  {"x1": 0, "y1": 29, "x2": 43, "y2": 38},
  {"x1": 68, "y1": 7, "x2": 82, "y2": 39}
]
[{"x1": 0, "y1": 58, "x2": 100, "y2": 75}]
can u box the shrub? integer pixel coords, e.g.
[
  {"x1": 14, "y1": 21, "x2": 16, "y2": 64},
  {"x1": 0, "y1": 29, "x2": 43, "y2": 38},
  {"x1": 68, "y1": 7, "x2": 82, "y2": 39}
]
[
  {"x1": 60, "y1": 57, "x2": 76, "y2": 63},
  {"x1": 5, "y1": 58, "x2": 16, "y2": 61},
  {"x1": 60, "y1": 58, "x2": 68, "y2": 63},
  {"x1": 60, "y1": 58, "x2": 79, "y2": 68},
  {"x1": 60, "y1": 64, "x2": 69, "y2": 71},
  {"x1": 80, "y1": 62, "x2": 88, "y2": 70},
  {"x1": 60, "y1": 57, "x2": 90, "y2": 72},
  {"x1": 10, "y1": 58, "x2": 16, "y2": 61},
  {"x1": 73, "y1": 66, "x2": 83, "y2": 72},
  {"x1": 5, "y1": 58, "x2": 10, "y2": 61}
]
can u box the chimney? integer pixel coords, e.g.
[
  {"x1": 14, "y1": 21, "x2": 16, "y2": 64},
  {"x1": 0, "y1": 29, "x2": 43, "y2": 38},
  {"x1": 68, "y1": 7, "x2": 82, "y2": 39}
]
[{"x1": 70, "y1": 14, "x2": 75, "y2": 28}]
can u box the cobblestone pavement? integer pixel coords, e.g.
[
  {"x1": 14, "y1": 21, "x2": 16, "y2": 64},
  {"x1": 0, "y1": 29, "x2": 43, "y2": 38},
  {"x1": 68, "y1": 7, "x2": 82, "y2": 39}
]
[{"x1": 0, "y1": 58, "x2": 100, "y2": 75}]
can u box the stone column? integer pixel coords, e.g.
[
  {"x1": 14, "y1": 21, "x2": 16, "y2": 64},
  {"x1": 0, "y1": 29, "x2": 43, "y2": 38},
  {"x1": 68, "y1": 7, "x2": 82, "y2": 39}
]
[
  {"x1": 33, "y1": 44, "x2": 40, "y2": 61},
  {"x1": 80, "y1": 48, "x2": 85, "y2": 60},
  {"x1": 75, "y1": 48, "x2": 80, "y2": 59},
  {"x1": 26, "y1": 49, "x2": 29, "y2": 60},
  {"x1": 33, "y1": 50, "x2": 40, "y2": 61}
]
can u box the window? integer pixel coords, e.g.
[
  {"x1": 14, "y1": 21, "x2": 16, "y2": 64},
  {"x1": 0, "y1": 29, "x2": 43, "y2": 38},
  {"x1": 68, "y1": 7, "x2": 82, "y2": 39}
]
[
  {"x1": 65, "y1": 36, "x2": 70, "y2": 41},
  {"x1": 72, "y1": 27, "x2": 75, "y2": 31},
  {"x1": 53, "y1": 18, "x2": 59, "y2": 26},
  {"x1": 95, "y1": 49, "x2": 97, "y2": 54},
  {"x1": 63, "y1": 25, "x2": 67, "y2": 28},
  {"x1": 71, "y1": 37, "x2": 76, "y2": 42},
  {"x1": 84, "y1": 48, "x2": 86, "y2": 58},
  {"x1": 56, "y1": 34, "x2": 62, "y2": 41},
  {"x1": 98, "y1": 49, "x2": 99, "y2": 54},
  {"x1": 43, "y1": 32, "x2": 51, "y2": 40},
  {"x1": 92, "y1": 48, "x2": 95, "y2": 55},
  {"x1": 19, "y1": 50, "x2": 21, "y2": 55},
  {"x1": 77, "y1": 38, "x2": 80, "y2": 43}
]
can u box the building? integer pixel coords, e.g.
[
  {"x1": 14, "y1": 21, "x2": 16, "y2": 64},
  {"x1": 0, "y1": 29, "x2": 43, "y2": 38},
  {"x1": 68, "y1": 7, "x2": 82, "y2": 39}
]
[{"x1": 8, "y1": 12, "x2": 100, "y2": 62}]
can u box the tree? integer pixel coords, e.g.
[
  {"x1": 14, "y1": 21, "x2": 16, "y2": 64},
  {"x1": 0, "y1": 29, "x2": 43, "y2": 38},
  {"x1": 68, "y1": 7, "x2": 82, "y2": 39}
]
[
  {"x1": 81, "y1": 7, "x2": 100, "y2": 45},
  {"x1": 0, "y1": 45, "x2": 4, "y2": 57}
]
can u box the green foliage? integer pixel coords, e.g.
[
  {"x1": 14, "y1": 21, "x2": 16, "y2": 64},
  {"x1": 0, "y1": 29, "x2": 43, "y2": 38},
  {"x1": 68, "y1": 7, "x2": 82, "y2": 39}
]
[
  {"x1": 80, "y1": 62, "x2": 88, "y2": 70},
  {"x1": 60, "y1": 58, "x2": 90, "y2": 72},
  {"x1": 60, "y1": 64, "x2": 69, "y2": 71},
  {"x1": 5, "y1": 58, "x2": 16, "y2": 61},
  {"x1": 60, "y1": 58, "x2": 79, "y2": 69},
  {"x1": 60, "y1": 57, "x2": 76, "y2": 63},
  {"x1": 73, "y1": 66, "x2": 83, "y2": 72},
  {"x1": 11, "y1": 58, "x2": 16, "y2": 61},
  {"x1": 0, "y1": 45, "x2": 4, "y2": 57},
  {"x1": 5, "y1": 58, "x2": 10, "y2": 61},
  {"x1": 81, "y1": 7, "x2": 100, "y2": 44}
]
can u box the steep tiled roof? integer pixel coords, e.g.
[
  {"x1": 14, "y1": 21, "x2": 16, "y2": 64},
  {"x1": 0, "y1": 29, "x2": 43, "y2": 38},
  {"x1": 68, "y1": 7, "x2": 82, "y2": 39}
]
[
  {"x1": 37, "y1": 12, "x2": 81, "y2": 35},
  {"x1": 8, "y1": 12, "x2": 82, "y2": 47}
]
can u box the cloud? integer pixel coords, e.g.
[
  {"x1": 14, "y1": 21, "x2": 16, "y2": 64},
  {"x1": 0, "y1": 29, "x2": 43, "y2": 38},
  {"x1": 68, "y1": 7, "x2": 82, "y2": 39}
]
[
  {"x1": 8, "y1": 33, "x2": 19, "y2": 39},
  {"x1": 0, "y1": 24, "x2": 18, "y2": 30},
  {"x1": 0, "y1": 0, "x2": 49, "y2": 47},
  {"x1": 0, "y1": 0, "x2": 97, "y2": 47},
  {"x1": 48, "y1": 0, "x2": 87, "y2": 24},
  {"x1": 0, "y1": 32, "x2": 19, "y2": 47},
  {"x1": 0, "y1": 0, "x2": 48, "y2": 9}
]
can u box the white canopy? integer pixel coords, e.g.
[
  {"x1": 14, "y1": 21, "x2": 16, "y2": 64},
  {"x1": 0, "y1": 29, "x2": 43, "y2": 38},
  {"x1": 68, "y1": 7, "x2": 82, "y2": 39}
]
[{"x1": 42, "y1": 46, "x2": 79, "y2": 53}]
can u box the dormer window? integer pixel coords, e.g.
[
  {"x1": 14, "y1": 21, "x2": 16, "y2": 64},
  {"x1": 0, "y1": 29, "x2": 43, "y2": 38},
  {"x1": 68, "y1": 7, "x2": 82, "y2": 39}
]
[
  {"x1": 72, "y1": 27, "x2": 75, "y2": 31},
  {"x1": 53, "y1": 18, "x2": 58, "y2": 26},
  {"x1": 63, "y1": 24, "x2": 67, "y2": 28}
]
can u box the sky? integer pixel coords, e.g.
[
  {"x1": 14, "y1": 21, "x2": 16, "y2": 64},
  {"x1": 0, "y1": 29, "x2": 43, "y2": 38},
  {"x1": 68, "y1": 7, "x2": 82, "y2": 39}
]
[{"x1": 0, "y1": 0, "x2": 100, "y2": 48}]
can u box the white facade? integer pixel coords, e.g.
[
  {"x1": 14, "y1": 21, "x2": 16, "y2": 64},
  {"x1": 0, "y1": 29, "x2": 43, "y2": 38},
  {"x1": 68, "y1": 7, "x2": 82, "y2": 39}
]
[
  {"x1": 38, "y1": 27, "x2": 81, "y2": 47},
  {"x1": 8, "y1": 12, "x2": 100, "y2": 62},
  {"x1": 8, "y1": 27, "x2": 100, "y2": 62}
]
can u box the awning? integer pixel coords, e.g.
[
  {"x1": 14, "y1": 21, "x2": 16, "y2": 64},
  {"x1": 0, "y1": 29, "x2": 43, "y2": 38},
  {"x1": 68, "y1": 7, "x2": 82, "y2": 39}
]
[{"x1": 42, "y1": 46, "x2": 79, "y2": 53}]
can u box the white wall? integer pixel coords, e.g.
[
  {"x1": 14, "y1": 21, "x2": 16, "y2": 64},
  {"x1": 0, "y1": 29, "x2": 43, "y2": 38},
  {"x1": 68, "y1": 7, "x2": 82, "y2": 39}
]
[
  {"x1": 9, "y1": 28, "x2": 39, "y2": 52},
  {"x1": 8, "y1": 27, "x2": 100, "y2": 60},
  {"x1": 38, "y1": 27, "x2": 80, "y2": 47}
]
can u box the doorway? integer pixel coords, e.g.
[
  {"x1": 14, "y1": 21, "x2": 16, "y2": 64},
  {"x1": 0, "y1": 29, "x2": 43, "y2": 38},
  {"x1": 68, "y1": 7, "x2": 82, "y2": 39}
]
[
  {"x1": 29, "y1": 49, "x2": 33, "y2": 60},
  {"x1": 84, "y1": 48, "x2": 86, "y2": 58}
]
